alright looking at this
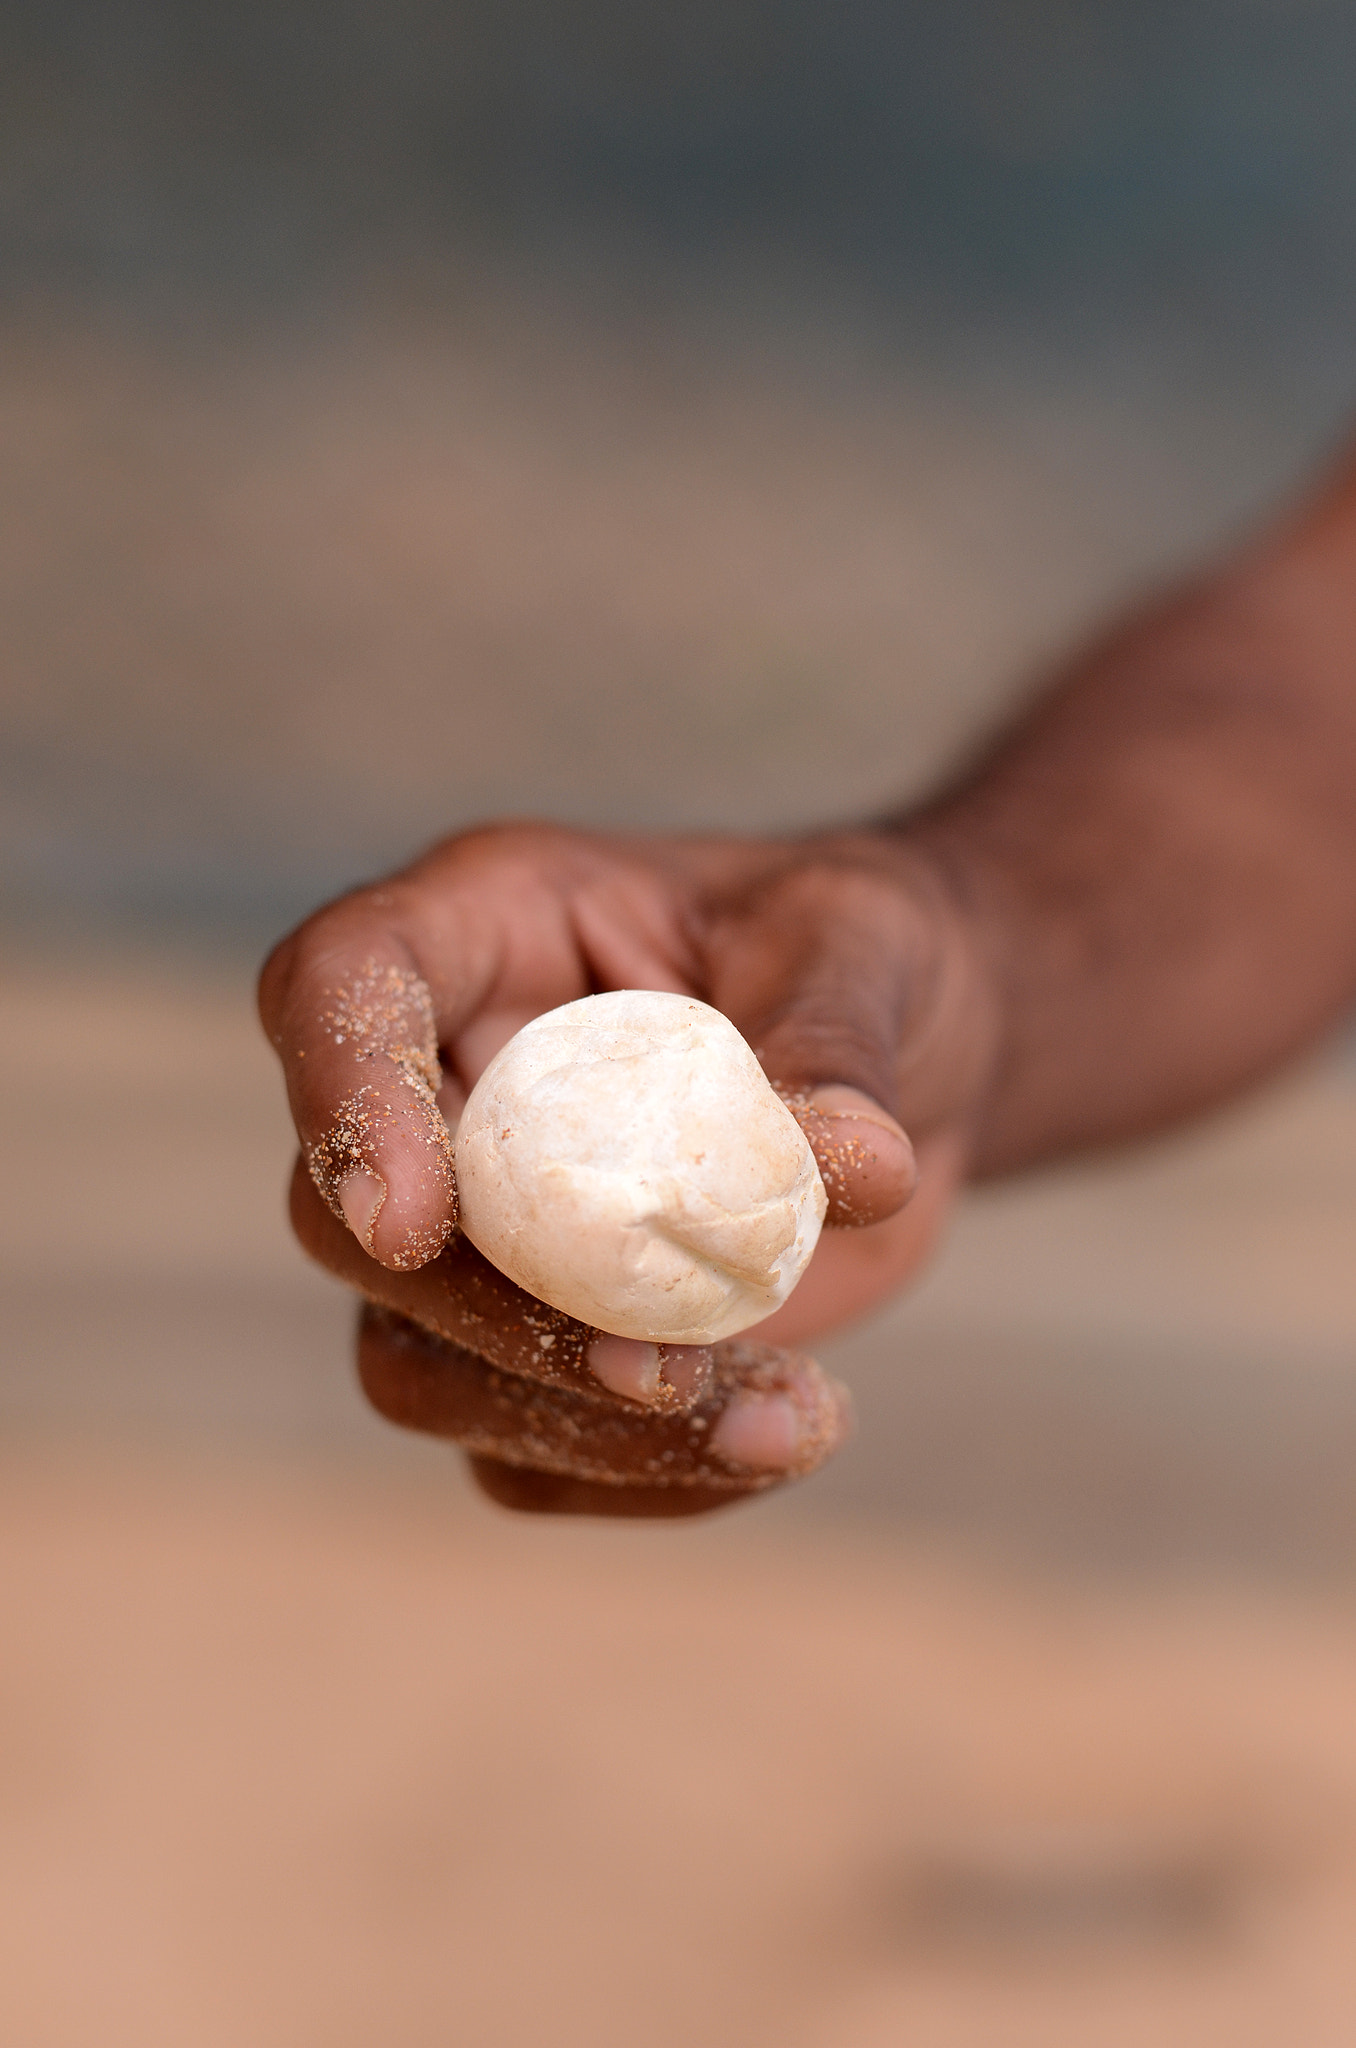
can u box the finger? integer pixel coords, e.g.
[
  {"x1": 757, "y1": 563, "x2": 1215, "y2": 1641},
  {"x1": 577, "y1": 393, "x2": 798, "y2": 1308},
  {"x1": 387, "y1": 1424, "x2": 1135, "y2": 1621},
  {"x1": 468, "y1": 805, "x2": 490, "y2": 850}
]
[
  {"x1": 786, "y1": 1084, "x2": 917, "y2": 1229},
  {"x1": 259, "y1": 837, "x2": 606, "y2": 1270},
  {"x1": 290, "y1": 1158, "x2": 714, "y2": 1413},
  {"x1": 260, "y1": 908, "x2": 467, "y2": 1271},
  {"x1": 703, "y1": 860, "x2": 935, "y2": 1225},
  {"x1": 356, "y1": 1307, "x2": 852, "y2": 1507},
  {"x1": 465, "y1": 1460, "x2": 744, "y2": 1518}
]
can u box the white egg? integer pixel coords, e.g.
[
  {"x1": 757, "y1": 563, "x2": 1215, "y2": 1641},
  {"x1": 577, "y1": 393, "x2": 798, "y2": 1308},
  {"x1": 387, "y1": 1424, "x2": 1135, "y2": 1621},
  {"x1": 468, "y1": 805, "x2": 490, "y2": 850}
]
[{"x1": 454, "y1": 990, "x2": 826, "y2": 1342}]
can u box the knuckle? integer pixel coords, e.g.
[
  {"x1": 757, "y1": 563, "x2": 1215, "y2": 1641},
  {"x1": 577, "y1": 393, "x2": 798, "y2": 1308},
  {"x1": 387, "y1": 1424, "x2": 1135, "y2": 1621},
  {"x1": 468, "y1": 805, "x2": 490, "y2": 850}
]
[
  {"x1": 417, "y1": 819, "x2": 607, "y2": 909},
  {"x1": 760, "y1": 1014, "x2": 902, "y2": 1106},
  {"x1": 432, "y1": 818, "x2": 578, "y2": 873},
  {"x1": 763, "y1": 1007, "x2": 886, "y2": 1064},
  {"x1": 275, "y1": 905, "x2": 384, "y2": 991},
  {"x1": 758, "y1": 858, "x2": 917, "y2": 940}
]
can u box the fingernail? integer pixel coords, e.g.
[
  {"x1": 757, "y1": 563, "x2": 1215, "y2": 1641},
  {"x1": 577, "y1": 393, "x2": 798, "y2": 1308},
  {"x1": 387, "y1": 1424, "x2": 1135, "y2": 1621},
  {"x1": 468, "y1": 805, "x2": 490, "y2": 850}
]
[
  {"x1": 658, "y1": 1344, "x2": 714, "y2": 1405},
  {"x1": 803, "y1": 1086, "x2": 917, "y2": 1219},
  {"x1": 586, "y1": 1335, "x2": 662, "y2": 1404},
  {"x1": 710, "y1": 1391, "x2": 804, "y2": 1470},
  {"x1": 338, "y1": 1168, "x2": 386, "y2": 1250}
]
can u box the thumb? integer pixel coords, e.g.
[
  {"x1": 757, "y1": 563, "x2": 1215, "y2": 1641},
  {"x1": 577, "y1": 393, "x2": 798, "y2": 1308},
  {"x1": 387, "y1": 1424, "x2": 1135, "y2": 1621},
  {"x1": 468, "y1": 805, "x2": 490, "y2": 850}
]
[
  {"x1": 786, "y1": 1083, "x2": 917, "y2": 1229},
  {"x1": 704, "y1": 861, "x2": 938, "y2": 1228}
]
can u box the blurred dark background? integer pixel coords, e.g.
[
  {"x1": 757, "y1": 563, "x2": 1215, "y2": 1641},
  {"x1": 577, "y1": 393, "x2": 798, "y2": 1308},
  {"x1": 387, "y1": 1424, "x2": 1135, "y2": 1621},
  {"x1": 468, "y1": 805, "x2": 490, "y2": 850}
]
[
  {"x1": 9, "y1": 0, "x2": 1356, "y2": 333},
  {"x1": 6, "y1": 0, "x2": 1356, "y2": 948}
]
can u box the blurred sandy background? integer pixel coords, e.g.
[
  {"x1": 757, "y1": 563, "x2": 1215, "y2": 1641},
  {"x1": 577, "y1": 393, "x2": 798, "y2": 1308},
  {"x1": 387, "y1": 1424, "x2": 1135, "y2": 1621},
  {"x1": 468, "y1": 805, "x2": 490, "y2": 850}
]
[{"x1": 7, "y1": 5, "x2": 1356, "y2": 2041}]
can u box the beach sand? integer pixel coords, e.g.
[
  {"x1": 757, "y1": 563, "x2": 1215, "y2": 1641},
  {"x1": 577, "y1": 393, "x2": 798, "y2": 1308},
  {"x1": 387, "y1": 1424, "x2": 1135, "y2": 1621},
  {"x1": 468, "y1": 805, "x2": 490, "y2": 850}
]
[{"x1": 5, "y1": 1444, "x2": 1356, "y2": 2048}]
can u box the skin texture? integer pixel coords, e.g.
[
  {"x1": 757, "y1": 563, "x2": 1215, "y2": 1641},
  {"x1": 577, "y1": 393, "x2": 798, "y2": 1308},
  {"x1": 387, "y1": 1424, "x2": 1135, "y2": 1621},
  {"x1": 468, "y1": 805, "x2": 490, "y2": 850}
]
[{"x1": 260, "y1": 441, "x2": 1356, "y2": 1516}]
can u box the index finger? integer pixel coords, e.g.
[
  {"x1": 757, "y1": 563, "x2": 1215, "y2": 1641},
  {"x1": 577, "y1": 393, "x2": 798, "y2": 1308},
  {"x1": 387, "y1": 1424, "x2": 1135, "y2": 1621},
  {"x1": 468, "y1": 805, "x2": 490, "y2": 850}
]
[
  {"x1": 258, "y1": 881, "x2": 487, "y2": 1270},
  {"x1": 258, "y1": 837, "x2": 608, "y2": 1269}
]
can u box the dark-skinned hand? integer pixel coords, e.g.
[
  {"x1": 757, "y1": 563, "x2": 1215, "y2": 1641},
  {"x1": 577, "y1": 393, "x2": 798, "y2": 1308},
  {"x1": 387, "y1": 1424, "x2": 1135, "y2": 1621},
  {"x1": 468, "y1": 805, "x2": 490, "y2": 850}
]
[{"x1": 260, "y1": 823, "x2": 997, "y2": 1514}]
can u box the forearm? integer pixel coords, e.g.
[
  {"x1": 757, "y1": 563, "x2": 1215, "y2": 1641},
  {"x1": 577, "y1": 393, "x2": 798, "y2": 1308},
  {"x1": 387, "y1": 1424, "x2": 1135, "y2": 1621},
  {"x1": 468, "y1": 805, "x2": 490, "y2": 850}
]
[{"x1": 897, "y1": 446, "x2": 1356, "y2": 1176}]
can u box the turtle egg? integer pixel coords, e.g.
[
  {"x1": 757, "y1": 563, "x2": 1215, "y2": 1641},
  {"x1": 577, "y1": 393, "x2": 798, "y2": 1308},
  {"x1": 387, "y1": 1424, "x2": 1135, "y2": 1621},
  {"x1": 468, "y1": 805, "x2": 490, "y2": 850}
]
[{"x1": 454, "y1": 990, "x2": 826, "y2": 1343}]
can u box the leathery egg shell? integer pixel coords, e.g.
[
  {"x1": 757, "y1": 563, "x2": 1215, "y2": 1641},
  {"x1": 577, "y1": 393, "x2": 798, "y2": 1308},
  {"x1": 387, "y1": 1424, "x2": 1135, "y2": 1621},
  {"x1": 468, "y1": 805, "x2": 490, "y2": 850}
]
[{"x1": 454, "y1": 990, "x2": 827, "y2": 1343}]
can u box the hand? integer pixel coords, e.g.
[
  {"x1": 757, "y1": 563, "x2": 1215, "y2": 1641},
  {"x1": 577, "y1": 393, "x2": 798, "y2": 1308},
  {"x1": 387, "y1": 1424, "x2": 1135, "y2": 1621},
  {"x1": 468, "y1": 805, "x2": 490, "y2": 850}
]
[{"x1": 260, "y1": 823, "x2": 998, "y2": 1513}]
